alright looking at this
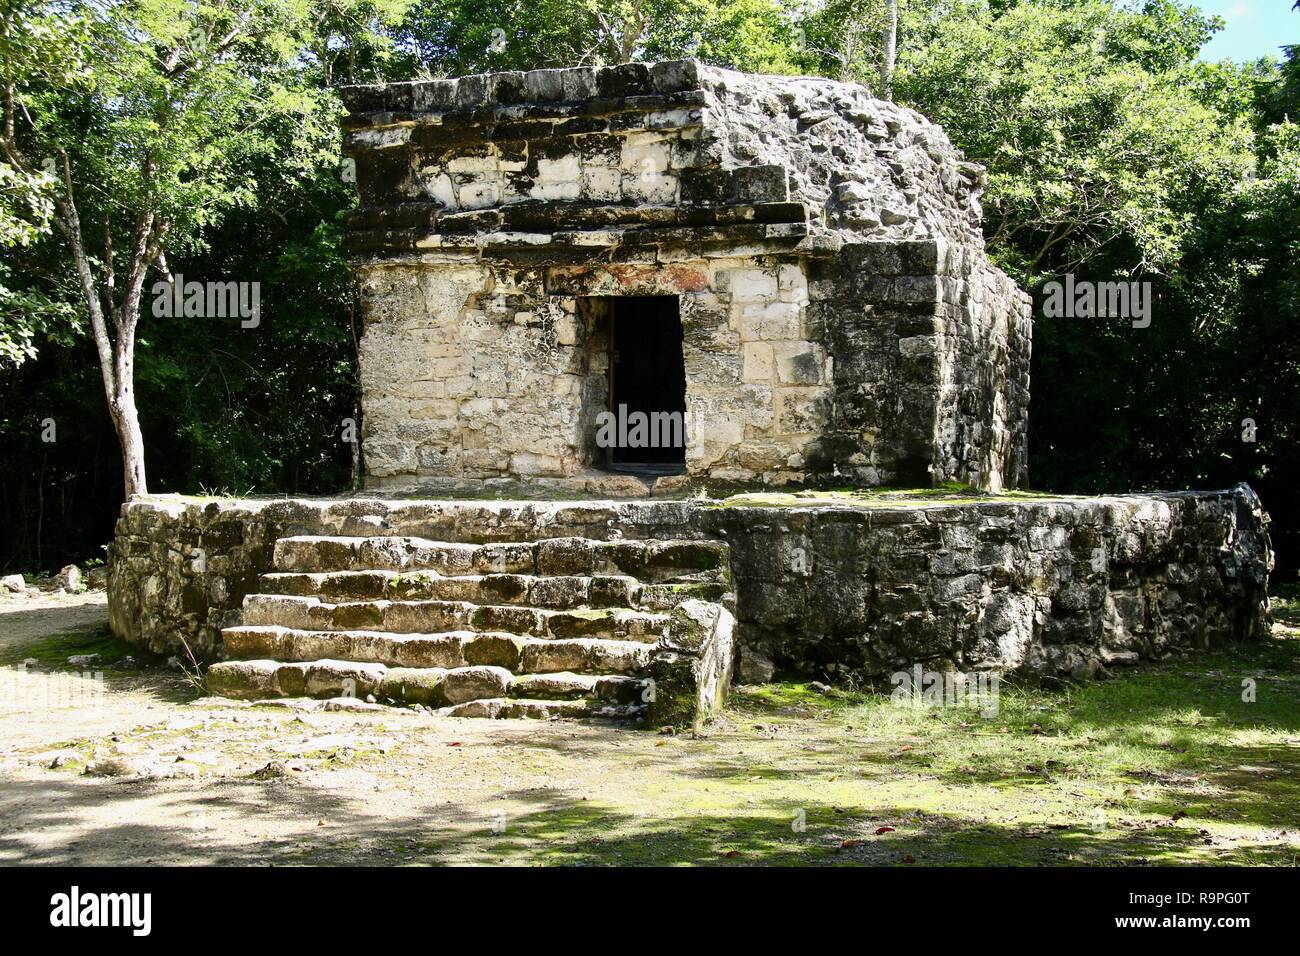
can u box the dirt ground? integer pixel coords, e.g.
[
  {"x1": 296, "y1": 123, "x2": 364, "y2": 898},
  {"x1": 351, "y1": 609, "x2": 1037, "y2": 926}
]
[
  {"x1": 0, "y1": 590, "x2": 110, "y2": 647},
  {"x1": 2, "y1": 589, "x2": 1298, "y2": 866}
]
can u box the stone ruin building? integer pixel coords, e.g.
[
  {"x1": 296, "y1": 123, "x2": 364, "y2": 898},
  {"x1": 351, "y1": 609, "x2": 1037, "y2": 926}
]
[
  {"x1": 107, "y1": 62, "x2": 1272, "y2": 726},
  {"x1": 340, "y1": 60, "x2": 1031, "y2": 496}
]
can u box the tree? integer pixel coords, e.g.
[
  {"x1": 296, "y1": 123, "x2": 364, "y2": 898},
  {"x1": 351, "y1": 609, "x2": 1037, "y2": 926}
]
[
  {"x1": 0, "y1": 0, "x2": 408, "y2": 498},
  {"x1": 392, "y1": 0, "x2": 808, "y2": 75},
  {"x1": 894, "y1": 0, "x2": 1254, "y2": 281},
  {"x1": 885, "y1": 1, "x2": 1298, "y2": 573},
  {"x1": 0, "y1": 2, "x2": 73, "y2": 367},
  {"x1": 880, "y1": 0, "x2": 897, "y2": 98}
]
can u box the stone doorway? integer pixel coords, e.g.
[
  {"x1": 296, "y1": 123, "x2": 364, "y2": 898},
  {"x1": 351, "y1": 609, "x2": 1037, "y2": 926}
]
[{"x1": 605, "y1": 296, "x2": 687, "y2": 475}]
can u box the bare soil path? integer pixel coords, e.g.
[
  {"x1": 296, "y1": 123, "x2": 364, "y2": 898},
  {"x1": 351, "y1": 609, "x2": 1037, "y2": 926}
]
[{"x1": 2, "y1": 590, "x2": 1297, "y2": 866}]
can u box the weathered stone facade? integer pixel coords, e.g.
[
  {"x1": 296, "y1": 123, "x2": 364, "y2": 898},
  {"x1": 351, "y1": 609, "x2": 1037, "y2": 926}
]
[
  {"x1": 109, "y1": 496, "x2": 735, "y2": 726},
  {"x1": 708, "y1": 485, "x2": 1273, "y2": 681},
  {"x1": 108, "y1": 497, "x2": 711, "y2": 661},
  {"x1": 108, "y1": 486, "x2": 1270, "y2": 683},
  {"x1": 104, "y1": 64, "x2": 1273, "y2": 714},
  {"x1": 340, "y1": 61, "x2": 1031, "y2": 494}
]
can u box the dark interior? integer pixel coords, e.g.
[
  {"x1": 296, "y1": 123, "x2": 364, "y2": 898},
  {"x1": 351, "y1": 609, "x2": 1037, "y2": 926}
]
[{"x1": 607, "y1": 296, "x2": 687, "y2": 474}]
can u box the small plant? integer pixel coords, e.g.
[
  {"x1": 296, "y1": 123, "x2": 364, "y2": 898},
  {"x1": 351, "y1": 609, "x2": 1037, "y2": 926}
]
[
  {"x1": 175, "y1": 633, "x2": 208, "y2": 697},
  {"x1": 839, "y1": 671, "x2": 864, "y2": 695},
  {"x1": 196, "y1": 483, "x2": 256, "y2": 499}
]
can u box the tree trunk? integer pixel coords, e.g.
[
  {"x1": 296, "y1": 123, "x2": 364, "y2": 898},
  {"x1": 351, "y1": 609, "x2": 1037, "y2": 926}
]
[
  {"x1": 881, "y1": 0, "x2": 899, "y2": 101},
  {"x1": 52, "y1": 175, "x2": 157, "y2": 501},
  {"x1": 114, "y1": 389, "x2": 148, "y2": 498},
  {"x1": 4, "y1": 88, "x2": 166, "y2": 505},
  {"x1": 351, "y1": 403, "x2": 362, "y2": 491}
]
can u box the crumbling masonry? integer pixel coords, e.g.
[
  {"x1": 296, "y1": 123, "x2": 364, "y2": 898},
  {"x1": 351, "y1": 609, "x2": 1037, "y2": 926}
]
[
  {"x1": 340, "y1": 60, "x2": 1031, "y2": 495},
  {"x1": 106, "y1": 62, "x2": 1271, "y2": 721}
]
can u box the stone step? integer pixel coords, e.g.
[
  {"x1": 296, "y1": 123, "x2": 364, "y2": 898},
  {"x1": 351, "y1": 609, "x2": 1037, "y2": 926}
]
[
  {"x1": 518, "y1": 636, "x2": 650, "y2": 675},
  {"x1": 258, "y1": 569, "x2": 727, "y2": 611},
  {"x1": 441, "y1": 698, "x2": 643, "y2": 721},
  {"x1": 209, "y1": 658, "x2": 388, "y2": 701},
  {"x1": 222, "y1": 625, "x2": 652, "y2": 675},
  {"x1": 206, "y1": 658, "x2": 645, "y2": 710},
  {"x1": 271, "y1": 535, "x2": 728, "y2": 583},
  {"x1": 509, "y1": 671, "x2": 645, "y2": 702},
  {"x1": 241, "y1": 593, "x2": 671, "y2": 641}
]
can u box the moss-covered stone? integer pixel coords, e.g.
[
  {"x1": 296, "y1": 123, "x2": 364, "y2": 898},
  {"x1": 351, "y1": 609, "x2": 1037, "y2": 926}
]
[
  {"x1": 380, "y1": 667, "x2": 447, "y2": 706},
  {"x1": 463, "y1": 633, "x2": 524, "y2": 670}
]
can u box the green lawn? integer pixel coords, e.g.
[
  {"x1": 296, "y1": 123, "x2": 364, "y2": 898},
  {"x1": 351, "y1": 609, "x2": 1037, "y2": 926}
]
[
  {"x1": 463, "y1": 593, "x2": 1300, "y2": 865},
  {"x1": 5, "y1": 590, "x2": 1297, "y2": 866}
]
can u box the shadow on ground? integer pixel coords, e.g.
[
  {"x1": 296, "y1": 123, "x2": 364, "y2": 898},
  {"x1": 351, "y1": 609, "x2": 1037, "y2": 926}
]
[
  {"x1": 0, "y1": 593, "x2": 1297, "y2": 866},
  {"x1": 3, "y1": 771, "x2": 1293, "y2": 866}
]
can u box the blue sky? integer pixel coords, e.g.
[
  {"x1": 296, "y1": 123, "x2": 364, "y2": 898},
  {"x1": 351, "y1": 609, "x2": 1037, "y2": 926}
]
[{"x1": 1195, "y1": 0, "x2": 1298, "y2": 61}]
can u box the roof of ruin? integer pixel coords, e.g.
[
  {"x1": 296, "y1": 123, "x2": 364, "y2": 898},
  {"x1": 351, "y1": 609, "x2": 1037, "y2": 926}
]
[{"x1": 339, "y1": 60, "x2": 989, "y2": 258}]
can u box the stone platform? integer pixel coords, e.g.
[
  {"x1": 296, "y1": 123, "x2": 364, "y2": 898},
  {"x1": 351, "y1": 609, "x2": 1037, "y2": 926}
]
[
  {"x1": 709, "y1": 486, "x2": 1272, "y2": 681},
  {"x1": 107, "y1": 486, "x2": 1272, "y2": 719}
]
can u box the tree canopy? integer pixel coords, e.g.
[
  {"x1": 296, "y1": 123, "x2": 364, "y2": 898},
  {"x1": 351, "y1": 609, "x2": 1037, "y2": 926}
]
[{"x1": 1, "y1": 0, "x2": 1297, "y2": 579}]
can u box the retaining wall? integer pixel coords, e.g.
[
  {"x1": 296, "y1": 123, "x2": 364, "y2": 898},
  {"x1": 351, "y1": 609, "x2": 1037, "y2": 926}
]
[{"x1": 109, "y1": 487, "x2": 1272, "y2": 679}]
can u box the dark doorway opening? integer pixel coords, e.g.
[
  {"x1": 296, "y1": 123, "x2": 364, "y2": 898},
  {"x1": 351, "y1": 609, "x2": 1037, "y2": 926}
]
[{"x1": 605, "y1": 296, "x2": 687, "y2": 475}]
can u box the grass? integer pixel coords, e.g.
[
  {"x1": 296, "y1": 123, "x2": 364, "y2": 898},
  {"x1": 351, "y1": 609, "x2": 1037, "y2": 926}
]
[
  {"x1": 0, "y1": 625, "x2": 136, "y2": 669},
  {"x1": 7, "y1": 589, "x2": 1298, "y2": 866},
  {"x1": 713, "y1": 482, "x2": 1073, "y2": 509},
  {"x1": 145, "y1": 482, "x2": 1072, "y2": 508},
  {"x1": 387, "y1": 626, "x2": 1300, "y2": 866},
  {"x1": 1271, "y1": 583, "x2": 1300, "y2": 626}
]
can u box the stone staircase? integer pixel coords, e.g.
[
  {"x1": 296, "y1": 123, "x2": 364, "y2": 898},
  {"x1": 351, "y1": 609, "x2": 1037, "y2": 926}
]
[{"x1": 207, "y1": 529, "x2": 736, "y2": 725}]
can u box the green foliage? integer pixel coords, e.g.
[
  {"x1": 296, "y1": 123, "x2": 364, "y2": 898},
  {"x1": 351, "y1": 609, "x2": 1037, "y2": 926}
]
[
  {"x1": 641, "y1": 0, "x2": 810, "y2": 72},
  {"x1": 796, "y1": 0, "x2": 890, "y2": 86},
  {"x1": 896, "y1": 0, "x2": 1253, "y2": 280},
  {"x1": 0, "y1": 0, "x2": 411, "y2": 563},
  {"x1": 1, "y1": 0, "x2": 1297, "y2": 581},
  {"x1": 0, "y1": 2, "x2": 80, "y2": 366},
  {"x1": 16, "y1": 2, "x2": 305, "y2": 247},
  {"x1": 888, "y1": 3, "x2": 1300, "y2": 574},
  {"x1": 391, "y1": 0, "x2": 808, "y2": 74}
]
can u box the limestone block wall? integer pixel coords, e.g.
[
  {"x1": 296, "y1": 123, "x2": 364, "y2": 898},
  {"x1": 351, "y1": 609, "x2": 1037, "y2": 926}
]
[
  {"x1": 110, "y1": 488, "x2": 1271, "y2": 678},
  {"x1": 945, "y1": 261, "x2": 1032, "y2": 492},
  {"x1": 401, "y1": 115, "x2": 711, "y2": 215},
  {"x1": 358, "y1": 254, "x2": 834, "y2": 494},
  {"x1": 107, "y1": 496, "x2": 707, "y2": 660},
  {"x1": 357, "y1": 240, "x2": 1030, "y2": 495},
  {"x1": 339, "y1": 60, "x2": 988, "y2": 249},
  {"x1": 930, "y1": 246, "x2": 1032, "y2": 491},
  {"x1": 107, "y1": 501, "x2": 280, "y2": 661},
  {"x1": 358, "y1": 262, "x2": 592, "y2": 485},
  {"x1": 803, "y1": 239, "x2": 1031, "y2": 490},
  {"x1": 342, "y1": 64, "x2": 803, "y2": 256},
  {"x1": 706, "y1": 485, "x2": 1272, "y2": 681},
  {"x1": 342, "y1": 60, "x2": 1033, "y2": 496}
]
